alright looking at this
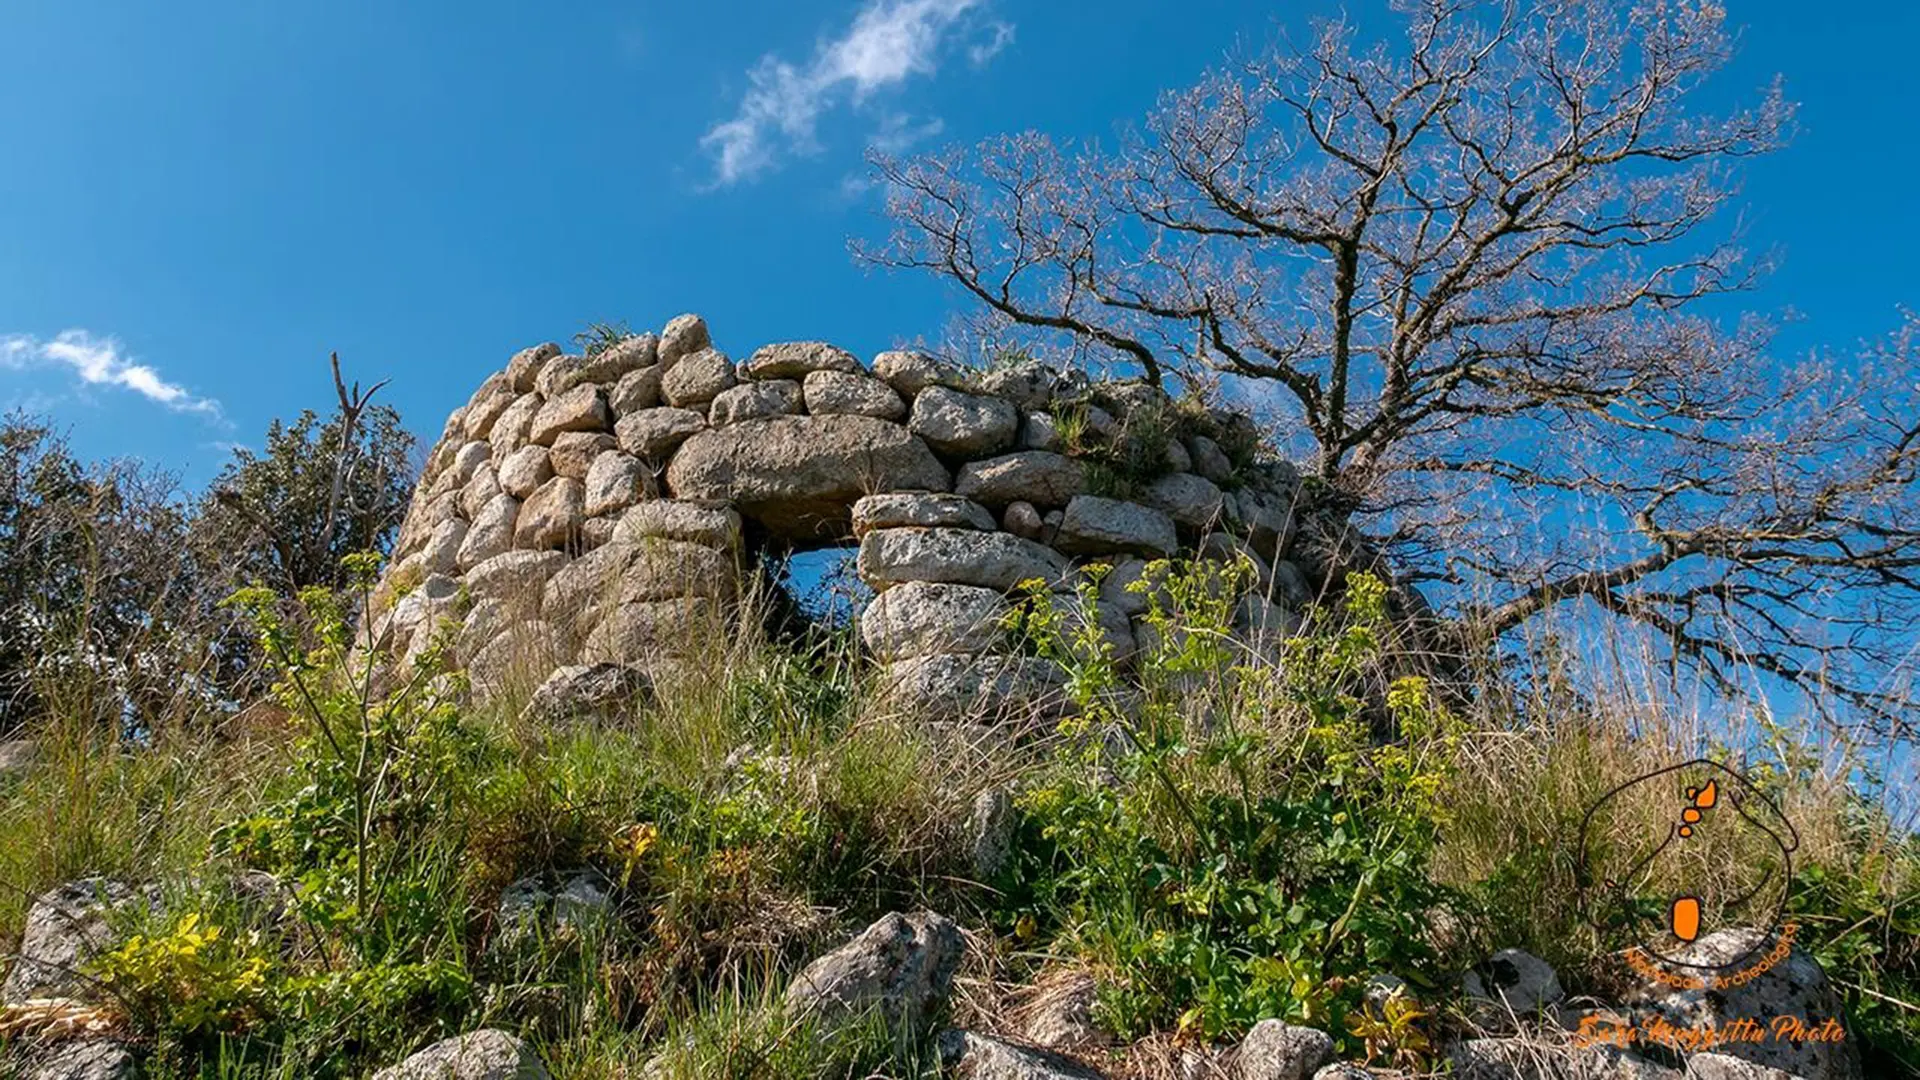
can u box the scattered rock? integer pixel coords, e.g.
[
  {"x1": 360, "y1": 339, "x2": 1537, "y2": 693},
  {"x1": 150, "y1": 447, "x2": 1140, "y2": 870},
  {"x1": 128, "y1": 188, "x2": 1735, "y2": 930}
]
[
  {"x1": 1022, "y1": 412, "x2": 1063, "y2": 452},
  {"x1": 938, "y1": 1030, "x2": 1104, "y2": 1080},
  {"x1": 859, "y1": 527, "x2": 1071, "y2": 593},
  {"x1": 910, "y1": 386, "x2": 1021, "y2": 457},
  {"x1": 495, "y1": 869, "x2": 615, "y2": 949},
  {"x1": 667, "y1": 415, "x2": 950, "y2": 542},
  {"x1": 1236, "y1": 1020, "x2": 1335, "y2": 1080},
  {"x1": 1463, "y1": 948, "x2": 1565, "y2": 1017},
  {"x1": 3, "y1": 878, "x2": 149, "y2": 1003},
  {"x1": 371, "y1": 1030, "x2": 551, "y2": 1080},
  {"x1": 1187, "y1": 435, "x2": 1235, "y2": 483},
  {"x1": 1626, "y1": 928, "x2": 1859, "y2": 1080},
  {"x1": 615, "y1": 407, "x2": 709, "y2": 461},
  {"x1": 0, "y1": 738, "x2": 37, "y2": 779},
  {"x1": 955, "y1": 451, "x2": 1088, "y2": 509},
  {"x1": 740, "y1": 341, "x2": 862, "y2": 381},
  {"x1": 1020, "y1": 971, "x2": 1101, "y2": 1050},
  {"x1": 520, "y1": 663, "x2": 652, "y2": 726},
  {"x1": 1310, "y1": 1067, "x2": 1374, "y2": 1080},
  {"x1": 967, "y1": 785, "x2": 1015, "y2": 880},
  {"x1": 1446, "y1": 1038, "x2": 1681, "y2": 1080},
  {"x1": 1686, "y1": 1054, "x2": 1803, "y2": 1080},
  {"x1": 659, "y1": 347, "x2": 737, "y2": 408},
  {"x1": 784, "y1": 910, "x2": 963, "y2": 1030},
  {"x1": 804, "y1": 369, "x2": 907, "y2": 420},
  {"x1": 1055, "y1": 496, "x2": 1178, "y2": 557},
  {"x1": 861, "y1": 581, "x2": 1009, "y2": 662},
  {"x1": 851, "y1": 492, "x2": 999, "y2": 536},
  {"x1": 16, "y1": 1038, "x2": 139, "y2": 1080}
]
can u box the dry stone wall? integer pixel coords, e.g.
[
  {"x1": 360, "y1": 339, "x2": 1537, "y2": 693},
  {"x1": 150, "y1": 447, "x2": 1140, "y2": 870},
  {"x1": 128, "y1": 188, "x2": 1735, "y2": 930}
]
[{"x1": 377, "y1": 312, "x2": 1364, "y2": 720}]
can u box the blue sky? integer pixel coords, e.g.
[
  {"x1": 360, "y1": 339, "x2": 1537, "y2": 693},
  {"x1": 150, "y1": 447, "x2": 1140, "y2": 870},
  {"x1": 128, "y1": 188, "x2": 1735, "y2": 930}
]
[{"x1": 2, "y1": 0, "x2": 1916, "y2": 487}]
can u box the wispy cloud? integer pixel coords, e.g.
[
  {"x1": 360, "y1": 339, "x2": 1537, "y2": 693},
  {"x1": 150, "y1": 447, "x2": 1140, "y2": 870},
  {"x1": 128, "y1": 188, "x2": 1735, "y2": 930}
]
[
  {"x1": 700, "y1": 0, "x2": 1012, "y2": 187},
  {"x1": 0, "y1": 330, "x2": 223, "y2": 419}
]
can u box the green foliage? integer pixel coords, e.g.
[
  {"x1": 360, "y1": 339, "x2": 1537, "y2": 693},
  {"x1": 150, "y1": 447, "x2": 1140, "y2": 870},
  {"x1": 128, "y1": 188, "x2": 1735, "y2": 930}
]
[
  {"x1": 1788, "y1": 831, "x2": 1920, "y2": 1074},
  {"x1": 575, "y1": 321, "x2": 635, "y2": 357},
  {"x1": 1001, "y1": 563, "x2": 1458, "y2": 1046},
  {"x1": 197, "y1": 398, "x2": 414, "y2": 593},
  {"x1": 93, "y1": 911, "x2": 274, "y2": 1035}
]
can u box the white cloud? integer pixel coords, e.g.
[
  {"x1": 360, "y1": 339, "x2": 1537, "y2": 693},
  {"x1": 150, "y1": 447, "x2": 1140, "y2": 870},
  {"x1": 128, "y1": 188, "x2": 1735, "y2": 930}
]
[
  {"x1": 0, "y1": 330, "x2": 222, "y2": 418},
  {"x1": 700, "y1": 0, "x2": 1011, "y2": 186},
  {"x1": 969, "y1": 20, "x2": 1015, "y2": 66}
]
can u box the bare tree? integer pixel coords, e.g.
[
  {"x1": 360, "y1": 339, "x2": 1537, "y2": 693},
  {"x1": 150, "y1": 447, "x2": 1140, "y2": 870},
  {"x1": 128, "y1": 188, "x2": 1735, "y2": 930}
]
[{"x1": 859, "y1": 0, "x2": 1920, "y2": 734}]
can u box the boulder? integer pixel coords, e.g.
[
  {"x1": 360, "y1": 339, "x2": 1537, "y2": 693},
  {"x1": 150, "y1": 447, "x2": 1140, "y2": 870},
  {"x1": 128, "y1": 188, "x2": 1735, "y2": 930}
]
[
  {"x1": 1163, "y1": 438, "x2": 1193, "y2": 473},
  {"x1": 3, "y1": 879, "x2": 149, "y2": 1003},
  {"x1": 1626, "y1": 928, "x2": 1859, "y2": 1080},
  {"x1": 1236, "y1": 1021, "x2": 1335, "y2": 1080},
  {"x1": 514, "y1": 476, "x2": 584, "y2": 550},
  {"x1": 1269, "y1": 561, "x2": 1313, "y2": 609},
  {"x1": 421, "y1": 518, "x2": 469, "y2": 576},
  {"x1": 740, "y1": 341, "x2": 862, "y2": 381},
  {"x1": 617, "y1": 540, "x2": 740, "y2": 603},
  {"x1": 783, "y1": 910, "x2": 963, "y2": 1030},
  {"x1": 540, "y1": 541, "x2": 636, "y2": 632},
  {"x1": 548, "y1": 432, "x2": 616, "y2": 480},
  {"x1": 582, "y1": 598, "x2": 723, "y2": 663},
  {"x1": 578, "y1": 334, "x2": 658, "y2": 384},
  {"x1": 458, "y1": 493, "x2": 521, "y2": 570},
  {"x1": 860, "y1": 581, "x2": 1009, "y2": 662},
  {"x1": 873, "y1": 350, "x2": 955, "y2": 398},
  {"x1": 584, "y1": 451, "x2": 652, "y2": 517},
  {"x1": 1140, "y1": 472, "x2": 1227, "y2": 531},
  {"x1": 659, "y1": 347, "x2": 736, "y2": 408},
  {"x1": 937, "y1": 1031, "x2": 1104, "y2": 1080},
  {"x1": 859, "y1": 528, "x2": 1071, "y2": 593},
  {"x1": 1054, "y1": 496, "x2": 1178, "y2": 557},
  {"x1": 498, "y1": 444, "x2": 555, "y2": 500},
  {"x1": 954, "y1": 452, "x2": 1087, "y2": 509},
  {"x1": 1446, "y1": 1039, "x2": 1681, "y2": 1080},
  {"x1": 666, "y1": 416, "x2": 951, "y2": 542},
  {"x1": 494, "y1": 869, "x2": 615, "y2": 950},
  {"x1": 658, "y1": 313, "x2": 711, "y2": 368},
  {"x1": 1022, "y1": 411, "x2": 1063, "y2": 452},
  {"x1": 1002, "y1": 500, "x2": 1044, "y2": 540},
  {"x1": 910, "y1": 386, "x2": 1020, "y2": 457},
  {"x1": 506, "y1": 342, "x2": 562, "y2": 393},
  {"x1": 851, "y1": 492, "x2": 998, "y2": 537},
  {"x1": 520, "y1": 663, "x2": 652, "y2": 727},
  {"x1": 468, "y1": 619, "x2": 562, "y2": 696},
  {"x1": 980, "y1": 361, "x2": 1058, "y2": 411},
  {"x1": 708, "y1": 379, "x2": 802, "y2": 426},
  {"x1": 488, "y1": 393, "x2": 545, "y2": 462},
  {"x1": 533, "y1": 354, "x2": 586, "y2": 398},
  {"x1": 1686, "y1": 1055, "x2": 1803, "y2": 1080},
  {"x1": 371, "y1": 1030, "x2": 550, "y2": 1080},
  {"x1": 615, "y1": 407, "x2": 709, "y2": 461},
  {"x1": 609, "y1": 365, "x2": 663, "y2": 416},
  {"x1": 447, "y1": 439, "x2": 493, "y2": 488},
  {"x1": 1020, "y1": 971, "x2": 1102, "y2": 1050},
  {"x1": 0, "y1": 738, "x2": 37, "y2": 780},
  {"x1": 461, "y1": 462, "x2": 502, "y2": 519},
  {"x1": 1462, "y1": 948, "x2": 1565, "y2": 1017},
  {"x1": 466, "y1": 550, "x2": 569, "y2": 610},
  {"x1": 967, "y1": 786, "x2": 1016, "y2": 881},
  {"x1": 615, "y1": 500, "x2": 743, "y2": 550},
  {"x1": 1187, "y1": 435, "x2": 1235, "y2": 483},
  {"x1": 529, "y1": 384, "x2": 611, "y2": 445},
  {"x1": 881, "y1": 653, "x2": 1067, "y2": 724},
  {"x1": 1234, "y1": 487, "x2": 1300, "y2": 562},
  {"x1": 15, "y1": 1039, "x2": 139, "y2": 1080},
  {"x1": 803, "y1": 370, "x2": 907, "y2": 420}
]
